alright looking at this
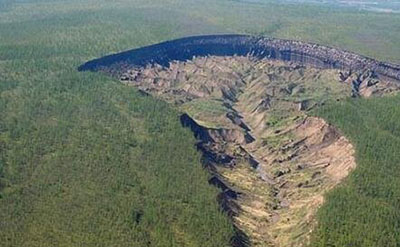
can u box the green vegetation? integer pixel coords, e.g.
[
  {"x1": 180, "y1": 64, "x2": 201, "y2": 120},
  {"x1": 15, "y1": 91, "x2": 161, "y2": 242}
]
[
  {"x1": 311, "y1": 95, "x2": 400, "y2": 246},
  {"x1": 0, "y1": 74, "x2": 234, "y2": 246},
  {"x1": 0, "y1": 0, "x2": 399, "y2": 246},
  {"x1": 0, "y1": 1, "x2": 236, "y2": 246},
  {"x1": 181, "y1": 99, "x2": 231, "y2": 128},
  {"x1": 182, "y1": 99, "x2": 228, "y2": 118}
]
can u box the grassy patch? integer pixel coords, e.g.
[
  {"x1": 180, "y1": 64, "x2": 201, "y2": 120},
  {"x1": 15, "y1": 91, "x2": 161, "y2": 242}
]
[{"x1": 181, "y1": 99, "x2": 232, "y2": 128}]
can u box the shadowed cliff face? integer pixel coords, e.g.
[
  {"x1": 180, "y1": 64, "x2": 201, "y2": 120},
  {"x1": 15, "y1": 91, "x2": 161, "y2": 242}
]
[{"x1": 79, "y1": 34, "x2": 400, "y2": 83}]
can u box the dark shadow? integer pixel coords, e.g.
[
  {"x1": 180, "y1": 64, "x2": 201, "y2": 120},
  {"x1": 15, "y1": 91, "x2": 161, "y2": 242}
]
[
  {"x1": 231, "y1": 226, "x2": 251, "y2": 247},
  {"x1": 180, "y1": 113, "x2": 251, "y2": 247},
  {"x1": 79, "y1": 34, "x2": 400, "y2": 83}
]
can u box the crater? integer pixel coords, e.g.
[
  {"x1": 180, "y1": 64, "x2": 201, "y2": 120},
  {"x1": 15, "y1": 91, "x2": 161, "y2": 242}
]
[{"x1": 80, "y1": 35, "x2": 400, "y2": 247}]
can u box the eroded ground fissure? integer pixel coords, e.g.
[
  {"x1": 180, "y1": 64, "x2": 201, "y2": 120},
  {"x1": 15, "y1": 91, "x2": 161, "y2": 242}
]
[
  {"x1": 114, "y1": 55, "x2": 398, "y2": 246},
  {"x1": 80, "y1": 34, "x2": 400, "y2": 246}
]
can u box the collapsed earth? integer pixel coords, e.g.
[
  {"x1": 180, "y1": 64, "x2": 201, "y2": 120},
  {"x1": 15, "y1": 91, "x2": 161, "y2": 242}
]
[{"x1": 80, "y1": 35, "x2": 400, "y2": 246}]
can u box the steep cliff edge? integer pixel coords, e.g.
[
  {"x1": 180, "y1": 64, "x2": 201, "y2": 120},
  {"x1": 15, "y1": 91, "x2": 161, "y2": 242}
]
[
  {"x1": 79, "y1": 34, "x2": 400, "y2": 83},
  {"x1": 79, "y1": 36, "x2": 400, "y2": 246}
]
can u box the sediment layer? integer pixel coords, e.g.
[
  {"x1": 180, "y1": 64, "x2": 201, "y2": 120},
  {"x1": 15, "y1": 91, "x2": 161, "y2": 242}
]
[{"x1": 79, "y1": 34, "x2": 400, "y2": 83}]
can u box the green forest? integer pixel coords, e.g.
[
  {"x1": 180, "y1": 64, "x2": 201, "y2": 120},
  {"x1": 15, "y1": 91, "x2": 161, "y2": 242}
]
[
  {"x1": 312, "y1": 96, "x2": 400, "y2": 246},
  {"x1": 0, "y1": 0, "x2": 399, "y2": 246}
]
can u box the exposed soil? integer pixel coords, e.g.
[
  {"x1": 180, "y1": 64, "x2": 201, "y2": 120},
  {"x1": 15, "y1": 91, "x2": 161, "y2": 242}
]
[
  {"x1": 79, "y1": 35, "x2": 400, "y2": 246},
  {"x1": 117, "y1": 56, "x2": 364, "y2": 246}
]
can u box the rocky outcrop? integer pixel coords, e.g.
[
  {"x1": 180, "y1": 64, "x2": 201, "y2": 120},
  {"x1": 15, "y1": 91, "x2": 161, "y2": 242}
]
[{"x1": 79, "y1": 34, "x2": 400, "y2": 84}]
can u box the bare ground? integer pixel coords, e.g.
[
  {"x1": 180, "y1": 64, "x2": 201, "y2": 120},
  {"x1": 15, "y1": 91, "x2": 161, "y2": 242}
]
[{"x1": 118, "y1": 55, "x2": 396, "y2": 246}]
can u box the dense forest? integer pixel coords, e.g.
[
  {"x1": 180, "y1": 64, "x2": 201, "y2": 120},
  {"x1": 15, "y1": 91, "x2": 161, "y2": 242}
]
[
  {"x1": 0, "y1": 0, "x2": 399, "y2": 246},
  {"x1": 0, "y1": 71, "x2": 234, "y2": 246},
  {"x1": 311, "y1": 96, "x2": 400, "y2": 246}
]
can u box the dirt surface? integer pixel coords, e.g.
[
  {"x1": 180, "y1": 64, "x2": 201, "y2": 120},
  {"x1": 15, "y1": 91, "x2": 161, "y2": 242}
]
[{"x1": 118, "y1": 56, "x2": 391, "y2": 246}]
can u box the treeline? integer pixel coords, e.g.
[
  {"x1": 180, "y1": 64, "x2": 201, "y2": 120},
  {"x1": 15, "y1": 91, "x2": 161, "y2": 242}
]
[{"x1": 311, "y1": 95, "x2": 400, "y2": 246}]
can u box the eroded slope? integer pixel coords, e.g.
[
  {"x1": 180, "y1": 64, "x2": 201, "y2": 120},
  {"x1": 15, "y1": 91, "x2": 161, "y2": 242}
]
[{"x1": 117, "y1": 56, "x2": 373, "y2": 246}]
